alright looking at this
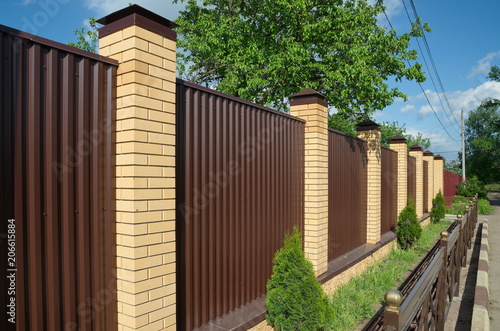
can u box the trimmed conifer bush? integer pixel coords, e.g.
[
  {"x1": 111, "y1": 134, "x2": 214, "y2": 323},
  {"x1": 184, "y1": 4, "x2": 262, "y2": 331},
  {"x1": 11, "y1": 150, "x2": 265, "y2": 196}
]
[
  {"x1": 266, "y1": 227, "x2": 334, "y2": 330},
  {"x1": 430, "y1": 190, "x2": 446, "y2": 223},
  {"x1": 396, "y1": 196, "x2": 422, "y2": 250}
]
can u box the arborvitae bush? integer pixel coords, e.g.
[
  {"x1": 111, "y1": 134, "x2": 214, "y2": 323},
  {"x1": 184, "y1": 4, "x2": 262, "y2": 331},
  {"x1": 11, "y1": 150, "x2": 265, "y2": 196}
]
[
  {"x1": 266, "y1": 227, "x2": 334, "y2": 330},
  {"x1": 430, "y1": 190, "x2": 446, "y2": 223},
  {"x1": 396, "y1": 196, "x2": 422, "y2": 250}
]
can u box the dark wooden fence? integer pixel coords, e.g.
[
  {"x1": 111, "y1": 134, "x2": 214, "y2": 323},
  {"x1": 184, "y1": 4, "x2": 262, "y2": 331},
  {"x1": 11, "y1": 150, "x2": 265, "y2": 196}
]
[
  {"x1": 381, "y1": 197, "x2": 478, "y2": 330},
  {"x1": 381, "y1": 147, "x2": 398, "y2": 234},
  {"x1": 0, "y1": 25, "x2": 117, "y2": 331},
  {"x1": 176, "y1": 80, "x2": 305, "y2": 330},
  {"x1": 328, "y1": 129, "x2": 367, "y2": 260},
  {"x1": 407, "y1": 156, "x2": 417, "y2": 204}
]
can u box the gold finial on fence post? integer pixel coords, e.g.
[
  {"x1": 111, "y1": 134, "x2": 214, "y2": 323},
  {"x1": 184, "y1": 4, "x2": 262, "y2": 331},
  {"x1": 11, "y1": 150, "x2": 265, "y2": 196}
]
[
  {"x1": 440, "y1": 231, "x2": 449, "y2": 241},
  {"x1": 384, "y1": 289, "x2": 402, "y2": 330}
]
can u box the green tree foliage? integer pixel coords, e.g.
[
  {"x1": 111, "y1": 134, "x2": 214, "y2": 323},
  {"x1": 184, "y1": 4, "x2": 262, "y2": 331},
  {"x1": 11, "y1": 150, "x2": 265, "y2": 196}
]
[
  {"x1": 488, "y1": 65, "x2": 500, "y2": 82},
  {"x1": 463, "y1": 98, "x2": 500, "y2": 183},
  {"x1": 396, "y1": 196, "x2": 422, "y2": 250},
  {"x1": 457, "y1": 176, "x2": 487, "y2": 199},
  {"x1": 175, "y1": 0, "x2": 428, "y2": 115},
  {"x1": 68, "y1": 17, "x2": 98, "y2": 53},
  {"x1": 266, "y1": 227, "x2": 334, "y2": 330},
  {"x1": 430, "y1": 190, "x2": 445, "y2": 223},
  {"x1": 379, "y1": 121, "x2": 431, "y2": 150}
]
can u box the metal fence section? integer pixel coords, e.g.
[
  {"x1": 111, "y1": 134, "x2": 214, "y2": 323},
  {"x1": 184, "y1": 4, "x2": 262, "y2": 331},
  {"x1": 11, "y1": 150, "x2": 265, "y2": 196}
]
[
  {"x1": 328, "y1": 129, "x2": 368, "y2": 260},
  {"x1": 381, "y1": 147, "x2": 398, "y2": 234},
  {"x1": 444, "y1": 170, "x2": 463, "y2": 205},
  {"x1": 0, "y1": 25, "x2": 117, "y2": 330},
  {"x1": 407, "y1": 156, "x2": 417, "y2": 204},
  {"x1": 423, "y1": 161, "x2": 429, "y2": 213},
  {"x1": 176, "y1": 80, "x2": 305, "y2": 330}
]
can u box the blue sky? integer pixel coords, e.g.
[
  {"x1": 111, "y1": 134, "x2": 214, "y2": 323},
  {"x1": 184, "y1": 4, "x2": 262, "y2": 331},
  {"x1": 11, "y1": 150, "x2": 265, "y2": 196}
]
[{"x1": 1, "y1": 0, "x2": 499, "y2": 161}]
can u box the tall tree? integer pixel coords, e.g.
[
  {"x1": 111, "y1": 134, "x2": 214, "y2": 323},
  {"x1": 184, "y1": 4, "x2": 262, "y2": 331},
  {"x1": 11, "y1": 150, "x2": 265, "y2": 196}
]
[
  {"x1": 175, "y1": 0, "x2": 428, "y2": 117},
  {"x1": 463, "y1": 98, "x2": 500, "y2": 183},
  {"x1": 379, "y1": 121, "x2": 431, "y2": 150},
  {"x1": 488, "y1": 65, "x2": 500, "y2": 82}
]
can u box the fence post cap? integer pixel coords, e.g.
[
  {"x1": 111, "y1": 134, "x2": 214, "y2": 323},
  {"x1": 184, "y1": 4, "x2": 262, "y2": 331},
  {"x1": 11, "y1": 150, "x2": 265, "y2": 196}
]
[
  {"x1": 384, "y1": 289, "x2": 403, "y2": 309},
  {"x1": 457, "y1": 214, "x2": 462, "y2": 221},
  {"x1": 440, "y1": 231, "x2": 449, "y2": 240}
]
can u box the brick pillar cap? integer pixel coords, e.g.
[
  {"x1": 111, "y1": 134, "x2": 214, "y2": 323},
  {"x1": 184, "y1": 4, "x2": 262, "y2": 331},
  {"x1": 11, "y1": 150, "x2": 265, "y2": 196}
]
[
  {"x1": 97, "y1": 4, "x2": 177, "y2": 40},
  {"x1": 409, "y1": 144, "x2": 423, "y2": 152},
  {"x1": 434, "y1": 155, "x2": 444, "y2": 160},
  {"x1": 423, "y1": 150, "x2": 434, "y2": 156},
  {"x1": 389, "y1": 135, "x2": 407, "y2": 144},
  {"x1": 356, "y1": 120, "x2": 380, "y2": 132},
  {"x1": 289, "y1": 88, "x2": 327, "y2": 107}
]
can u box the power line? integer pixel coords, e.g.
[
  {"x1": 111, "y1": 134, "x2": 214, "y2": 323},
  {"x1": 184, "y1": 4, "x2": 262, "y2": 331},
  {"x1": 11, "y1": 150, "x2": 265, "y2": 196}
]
[
  {"x1": 408, "y1": 0, "x2": 461, "y2": 128},
  {"x1": 401, "y1": 0, "x2": 460, "y2": 134},
  {"x1": 377, "y1": 2, "x2": 460, "y2": 142}
]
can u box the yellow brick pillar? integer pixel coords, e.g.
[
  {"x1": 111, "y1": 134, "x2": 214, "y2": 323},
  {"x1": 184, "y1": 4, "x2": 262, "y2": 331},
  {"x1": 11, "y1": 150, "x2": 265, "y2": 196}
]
[
  {"x1": 357, "y1": 120, "x2": 381, "y2": 244},
  {"x1": 98, "y1": 5, "x2": 177, "y2": 330},
  {"x1": 423, "y1": 151, "x2": 434, "y2": 212},
  {"x1": 389, "y1": 135, "x2": 408, "y2": 217},
  {"x1": 289, "y1": 89, "x2": 328, "y2": 276},
  {"x1": 434, "y1": 155, "x2": 444, "y2": 195},
  {"x1": 409, "y1": 145, "x2": 424, "y2": 218}
]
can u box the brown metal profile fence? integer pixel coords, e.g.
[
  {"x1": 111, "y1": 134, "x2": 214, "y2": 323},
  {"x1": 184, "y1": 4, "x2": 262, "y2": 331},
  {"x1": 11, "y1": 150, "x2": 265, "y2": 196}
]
[
  {"x1": 328, "y1": 129, "x2": 367, "y2": 261},
  {"x1": 176, "y1": 80, "x2": 305, "y2": 330},
  {"x1": 407, "y1": 155, "x2": 417, "y2": 204},
  {"x1": 423, "y1": 160, "x2": 429, "y2": 213},
  {"x1": 381, "y1": 147, "x2": 398, "y2": 234},
  {"x1": 0, "y1": 25, "x2": 117, "y2": 331}
]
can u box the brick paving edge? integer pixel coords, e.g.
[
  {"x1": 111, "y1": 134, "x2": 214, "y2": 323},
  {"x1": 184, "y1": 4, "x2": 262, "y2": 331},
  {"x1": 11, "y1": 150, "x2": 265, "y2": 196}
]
[{"x1": 472, "y1": 220, "x2": 490, "y2": 331}]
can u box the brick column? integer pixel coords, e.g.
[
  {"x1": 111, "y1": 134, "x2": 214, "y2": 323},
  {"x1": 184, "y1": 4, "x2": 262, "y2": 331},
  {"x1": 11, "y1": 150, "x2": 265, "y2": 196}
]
[
  {"x1": 434, "y1": 155, "x2": 444, "y2": 195},
  {"x1": 389, "y1": 135, "x2": 408, "y2": 217},
  {"x1": 98, "y1": 5, "x2": 177, "y2": 330},
  {"x1": 409, "y1": 145, "x2": 424, "y2": 218},
  {"x1": 423, "y1": 151, "x2": 434, "y2": 211},
  {"x1": 289, "y1": 89, "x2": 328, "y2": 276},
  {"x1": 357, "y1": 120, "x2": 381, "y2": 244}
]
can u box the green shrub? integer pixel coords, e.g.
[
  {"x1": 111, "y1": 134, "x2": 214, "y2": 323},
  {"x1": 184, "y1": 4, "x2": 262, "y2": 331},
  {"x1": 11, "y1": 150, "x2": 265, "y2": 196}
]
[
  {"x1": 430, "y1": 190, "x2": 446, "y2": 223},
  {"x1": 446, "y1": 198, "x2": 492, "y2": 215},
  {"x1": 266, "y1": 227, "x2": 334, "y2": 330},
  {"x1": 478, "y1": 198, "x2": 494, "y2": 214},
  {"x1": 396, "y1": 196, "x2": 422, "y2": 250},
  {"x1": 457, "y1": 176, "x2": 487, "y2": 198}
]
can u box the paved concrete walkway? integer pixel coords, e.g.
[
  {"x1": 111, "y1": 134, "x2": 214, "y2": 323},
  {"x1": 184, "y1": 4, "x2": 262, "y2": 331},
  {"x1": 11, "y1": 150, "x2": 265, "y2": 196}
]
[
  {"x1": 444, "y1": 190, "x2": 499, "y2": 330},
  {"x1": 487, "y1": 190, "x2": 500, "y2": 328}
]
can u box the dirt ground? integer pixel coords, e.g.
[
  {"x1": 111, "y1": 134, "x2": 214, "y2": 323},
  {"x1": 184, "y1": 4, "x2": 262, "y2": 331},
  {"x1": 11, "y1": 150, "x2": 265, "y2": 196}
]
[{"x1": 444, "y1": 190, "x2": 500, "y2": 330}]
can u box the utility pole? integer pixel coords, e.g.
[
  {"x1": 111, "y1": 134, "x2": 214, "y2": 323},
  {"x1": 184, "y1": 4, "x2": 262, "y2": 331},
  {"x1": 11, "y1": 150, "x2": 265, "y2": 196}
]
[{"x1": 461, "y1": 109, "x2": 466, "y2": 182}]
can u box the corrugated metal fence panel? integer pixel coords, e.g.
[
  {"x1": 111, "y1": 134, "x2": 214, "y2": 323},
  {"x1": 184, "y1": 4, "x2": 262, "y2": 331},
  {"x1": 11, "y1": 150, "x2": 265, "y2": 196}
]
[
  {"x1": 444, "y1": 170, "x2": 462, "y2": 197},
  {"x1": 423, "y1": 160, "x2": 429, "y2": 213},
  {"x1": 381, "y1": 147, "x2": 398, "y2": 234},
  {"x1": 0, "y1": 27, "x2": 117, "y2": 331},
  {"x1": 176, "y1": 80, "x2": 305, "y2": 330},
  {"x1": 407, "y1": 155, "x2": 417, "y2": 203},
  {"x1": 328, "y1": 129, "x2": 367, "y2": 261}
]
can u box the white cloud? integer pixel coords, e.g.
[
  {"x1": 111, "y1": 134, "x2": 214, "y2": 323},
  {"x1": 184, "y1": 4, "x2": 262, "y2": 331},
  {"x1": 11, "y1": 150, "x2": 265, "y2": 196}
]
[
  {"x1": 467, "y1": 51, "x2": 500, "y2": 80},
  {"x1": 418, "y1": 104, "x2": 434, "y2": 118},
  {"x1": 84, "y1": 0, "x2": 188, "y2": 21},
  {"x1": 400, "y1": 104, "x2": 415, "y2": 113},
  {"x1": 406, "y1": 127, "x2": 460, "y2": 157},
  {"x1": 411, "y1": 81, "x2": 500, "y2": 119}
]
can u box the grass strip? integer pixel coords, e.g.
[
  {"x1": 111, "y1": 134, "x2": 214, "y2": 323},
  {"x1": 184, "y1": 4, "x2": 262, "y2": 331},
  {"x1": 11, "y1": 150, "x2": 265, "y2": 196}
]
[{"x1": 328, "y1": 220, "x2": 452, "y2": 330}]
